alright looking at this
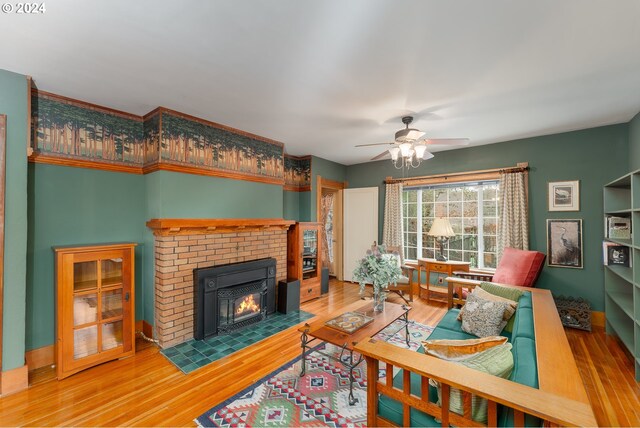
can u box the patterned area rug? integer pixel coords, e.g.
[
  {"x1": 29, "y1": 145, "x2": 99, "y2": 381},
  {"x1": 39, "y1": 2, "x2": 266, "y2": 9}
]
[{"x1": 195, "y1": 320, "x2": 434, "y2": 427}]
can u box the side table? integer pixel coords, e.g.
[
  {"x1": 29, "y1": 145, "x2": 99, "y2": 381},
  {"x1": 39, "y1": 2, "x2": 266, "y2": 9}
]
[{"x1": 416, "y1": 258, "x2": 470, "y2": 302}]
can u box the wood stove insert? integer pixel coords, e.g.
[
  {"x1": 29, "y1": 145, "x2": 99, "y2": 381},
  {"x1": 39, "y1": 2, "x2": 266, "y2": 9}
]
[{"x1": 194, "y1": 258, "x2": 276, "y2": 340}]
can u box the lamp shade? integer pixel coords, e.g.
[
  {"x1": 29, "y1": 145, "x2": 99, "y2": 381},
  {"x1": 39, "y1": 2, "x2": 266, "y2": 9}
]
[
  {"x1": 413, "y1": 144, "x2": 427, "y2": 159},
  {"x1": 427, "y1": 217, "x2": 455, "y2": 237},
  {"x1": 388, "y1": 147, "x2": 400, "y2": 161},
  {"x1": 399, "y1": 142, "x2": 412, "y2": 158}
]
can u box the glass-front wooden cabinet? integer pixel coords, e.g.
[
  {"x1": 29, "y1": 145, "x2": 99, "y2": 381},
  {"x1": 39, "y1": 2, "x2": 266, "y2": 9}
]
[
  {"x1": 54, "y1": 243, "x2": 136, "y2": 379},
  {"x1": 287, "y1": 222, "x2": 322, "y2": 303}
]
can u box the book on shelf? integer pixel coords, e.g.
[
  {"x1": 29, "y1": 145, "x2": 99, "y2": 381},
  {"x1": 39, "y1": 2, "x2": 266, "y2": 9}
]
[
  {"x1": 603, "y1": 241, "x2": 632, "y2": 267},
  {"x1": 605, "y1": 216, "x2": 631, "y2": 240}
]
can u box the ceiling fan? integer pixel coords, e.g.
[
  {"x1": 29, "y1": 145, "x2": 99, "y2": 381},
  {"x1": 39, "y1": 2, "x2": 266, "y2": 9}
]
[{"x1": 355, "y1": 116, "x2": 470, "y2": 168}]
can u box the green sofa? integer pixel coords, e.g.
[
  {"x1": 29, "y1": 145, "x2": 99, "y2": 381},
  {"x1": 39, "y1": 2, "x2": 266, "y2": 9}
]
[{"x1": 377, "y1": 291, "x2": 541, "y2": 427}]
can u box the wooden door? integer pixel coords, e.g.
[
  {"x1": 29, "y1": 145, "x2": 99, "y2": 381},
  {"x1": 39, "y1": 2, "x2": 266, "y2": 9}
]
[
  {"x1": 343, "y1": 187, "x2": 379, "y2": 282},
  {"x1": 58, "y1": 247, "x2": 134, "y2": 379}
]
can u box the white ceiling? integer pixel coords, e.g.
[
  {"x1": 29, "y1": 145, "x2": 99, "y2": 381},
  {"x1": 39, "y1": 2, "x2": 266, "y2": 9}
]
[{"x1": 2, "y1": 0, "x2": 640, "y2": 165}]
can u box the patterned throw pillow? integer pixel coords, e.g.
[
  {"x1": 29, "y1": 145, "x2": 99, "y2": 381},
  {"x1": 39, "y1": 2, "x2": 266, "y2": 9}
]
[
  {"x1": 480, "y1": 282, "x2": 524, "y2": 302},
  {"x1": 459, "y1": 293, "x2": 509, "y2": 337},
  {"x1": 457, "y1": 287, "x2": 517, "y2": 320},
  {"x1": 422, "y1": 336, "x2": 508, "y2": 361},
  {"x1": 432, "y1": 343, "x2": 514, "y2": 424},
  {"x1": 458, "y1": 287, "x2": 519, "y2": 332}
]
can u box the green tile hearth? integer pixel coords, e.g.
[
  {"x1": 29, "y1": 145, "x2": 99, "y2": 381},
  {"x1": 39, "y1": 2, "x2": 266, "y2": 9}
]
[{"x1": 161, "y1": 310, "x2": 315, "y2": 373}]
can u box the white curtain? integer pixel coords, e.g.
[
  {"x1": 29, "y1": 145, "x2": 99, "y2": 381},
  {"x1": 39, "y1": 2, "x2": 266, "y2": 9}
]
[
  {"x1": 498, "y1": 172, "x2": 529, "y2": 260},
  {"x1": 382, "y1": 182, "x2": 403, "y2": 248}
]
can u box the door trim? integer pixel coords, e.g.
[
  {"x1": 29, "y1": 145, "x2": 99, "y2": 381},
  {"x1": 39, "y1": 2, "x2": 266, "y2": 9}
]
[{"x1": 317, "y1": 176, "x2": 346, "y2": 281}]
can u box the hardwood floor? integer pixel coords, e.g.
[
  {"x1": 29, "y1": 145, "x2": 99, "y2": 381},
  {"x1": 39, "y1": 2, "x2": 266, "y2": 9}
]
[
  {"x1": 0, "y1": 280, "x2": 638, "y2": 426},
  {"x1": 566, "y1": 327, "x2": 640, "y2": 427}
]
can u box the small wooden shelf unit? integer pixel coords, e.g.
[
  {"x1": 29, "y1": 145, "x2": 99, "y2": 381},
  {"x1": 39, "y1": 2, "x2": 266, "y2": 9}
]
[
  {"x1": 603, "y1": 171, "x2": 640, "y2": 381},
  {"x1": 54, "y1": 243, "x2": 136, "y2": 379},
  {"x1": 287, "y1": 222, "x2": 322, "y2": 303}
]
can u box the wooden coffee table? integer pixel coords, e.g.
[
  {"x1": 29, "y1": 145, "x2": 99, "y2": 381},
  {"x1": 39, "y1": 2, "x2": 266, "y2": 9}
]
[{"x1": 298, "y1": 300, "x2": 411, "y2": 405}]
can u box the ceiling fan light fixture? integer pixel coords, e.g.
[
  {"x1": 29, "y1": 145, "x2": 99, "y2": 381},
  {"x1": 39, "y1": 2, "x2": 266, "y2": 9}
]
[
  {"x1": 399, "y1": 142, "x2": 412, "y2": 157},
  {"x1": 413, "y1": 144, "x2": 428, "y2": 159},
  {"x1": 395, "y1": 128, "x2": 425, "y2": 142},
  {"x1": 388, "y1": 147, "x2": 400, "y2": 161}
]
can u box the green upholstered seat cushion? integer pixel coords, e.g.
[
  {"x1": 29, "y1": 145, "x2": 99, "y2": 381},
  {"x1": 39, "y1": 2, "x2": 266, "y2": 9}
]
[
  {"x1": 518, "y1": 291, "x2": 533, "y2": 309},
  {"x1": 426, "y1": 326, "x2": 477, "y2": 341},
  {"x1": 435, "y1": 309, "x2": 466, "y2": 333},
  {"x1": 378, "y1": 369, "x2": 440, "y2": 427},
  {"x1": 480, "y1": 282, "x2": 524, "y2": 302},
  {"x1": 499, "y1": 337, "x2": 541, "y2": 427},
  {"x1": 509, "y1": 337, "x2": 538, "y2": 387},
  {"x1": 511, "y1": 307, "x2": 535, "y2": 340}
]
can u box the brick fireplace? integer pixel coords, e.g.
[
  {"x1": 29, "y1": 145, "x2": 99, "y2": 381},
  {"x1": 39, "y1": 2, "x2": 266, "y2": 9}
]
[{"x1": 146, "y1": 218, "x2": 294, "y2": 348}]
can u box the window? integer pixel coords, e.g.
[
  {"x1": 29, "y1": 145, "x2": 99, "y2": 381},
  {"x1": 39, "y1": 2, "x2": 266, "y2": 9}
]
[{"x1": 402, "y1": 181, "x2": 500, "y2": 268}]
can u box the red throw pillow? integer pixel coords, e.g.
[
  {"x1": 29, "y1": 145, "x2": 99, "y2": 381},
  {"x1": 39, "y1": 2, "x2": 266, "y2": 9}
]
[{"x1": 491, "y1": 247, "x2": 545, "y2": 287}]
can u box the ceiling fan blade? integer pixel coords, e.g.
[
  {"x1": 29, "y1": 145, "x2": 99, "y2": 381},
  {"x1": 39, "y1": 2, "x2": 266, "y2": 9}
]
[
  {"x1": 355, "y1": 142, "x2": 396, "y2": 148},
  {"x1": 371, "y1": 150, "x2": 390, "y2": 161},
  {"x1": 424, "y1": 138, "x2": 470, "y2": 147}
]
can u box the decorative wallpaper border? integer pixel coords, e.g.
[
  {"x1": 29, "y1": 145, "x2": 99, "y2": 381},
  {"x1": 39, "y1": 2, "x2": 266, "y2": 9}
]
[
  {"x1": 28, "y1": 90, "x2": 299, "y2": 186},
  {"x1": 284, "y1": 155, "x2": 311, "y2": 192}
]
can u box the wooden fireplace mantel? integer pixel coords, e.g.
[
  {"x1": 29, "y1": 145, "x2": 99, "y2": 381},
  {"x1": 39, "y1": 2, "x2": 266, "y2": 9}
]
[{"x1": 146, "y1": 218, "x2": 296, "y2": 236}]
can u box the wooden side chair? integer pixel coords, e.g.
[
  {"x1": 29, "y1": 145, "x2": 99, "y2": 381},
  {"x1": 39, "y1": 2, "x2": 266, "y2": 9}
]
[
  {"x1": 383, "y1": 245, "x2": 416, "y2": 304},
  {"x1": 446, "y1": 247, "x2": 546, "y2": 308}
]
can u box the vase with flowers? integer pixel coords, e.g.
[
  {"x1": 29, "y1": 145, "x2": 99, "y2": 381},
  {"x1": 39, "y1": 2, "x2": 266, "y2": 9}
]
[{"x1": 353, "y1": 244, "x2": 403, "y2": 312}]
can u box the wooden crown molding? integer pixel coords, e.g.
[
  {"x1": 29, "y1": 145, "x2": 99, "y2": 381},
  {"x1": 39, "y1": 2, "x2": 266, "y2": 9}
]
[
  {"x1": 29, "y1": 89, "x2": 322, "y2": 189},
  {"x1": 284, "y1": 184, "x2": 311, "y2": 192},
  {"x1": 146, "y1": 218, "x2": 296, "y2": 236},
  {"x1": 284, "y1": 154, "x2": 312, "y2": 160},
  {"x1": 33, "y1": 89, "x2": 144, "y2": 122},
  {"x1": 149, "y1": 162, "x2": 285, "y2": 186},
  {"x1": 29, "y1": 153, "x2": 144, "y2": 174}
]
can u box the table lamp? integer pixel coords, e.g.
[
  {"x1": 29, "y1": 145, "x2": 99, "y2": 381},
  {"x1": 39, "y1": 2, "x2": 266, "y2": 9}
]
[{"x1": 428, "y1": 217, "x2": 455, "y2": 261}]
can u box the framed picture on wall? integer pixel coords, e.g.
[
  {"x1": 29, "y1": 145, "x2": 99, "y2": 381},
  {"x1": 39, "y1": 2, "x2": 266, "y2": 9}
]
[
  {"x1": 548, "y1": 180, "x2": 580, "y2": 211},
  {"x1": 547, "y1": 219, "x2": 583, "y2": 268}
]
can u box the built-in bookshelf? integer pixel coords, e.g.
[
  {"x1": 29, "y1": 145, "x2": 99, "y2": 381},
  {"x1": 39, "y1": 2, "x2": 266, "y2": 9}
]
[{"x1": 603, "y1": 171, "x2": 640, "y2": 381}]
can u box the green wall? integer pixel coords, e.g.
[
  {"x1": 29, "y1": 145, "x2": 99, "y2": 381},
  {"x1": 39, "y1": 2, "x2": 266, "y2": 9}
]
[
  {"x1": 629, "y1": 112, "x2": 640, "y2": 171},
  {"x1": 299, "y1": 192, "x2": 311, "y2": 222},
  {"x1": 283, "y1": 190, "x2": 300, "y2": 220},
  {"x1": 0, "y1": 70, "x2": 28, "y2": 370},
  {"x1": 26, "y1": 164, "x2": 146, "y2": 351},
  {"x1": 140, "y1": 171, "x2": 284, "y2": 327},
  {"x1": 346, "y1": 124, "x2": 629, "y2": 311},
  {"x1": 310, "y1": 156, "x2": 347, "y2": 221},
  {"x1": 147, "y1": 171, "x2": 283, "y2": 219},
  {"x1": 25, "y1": 166, "x2": 286, "y2": 350}
]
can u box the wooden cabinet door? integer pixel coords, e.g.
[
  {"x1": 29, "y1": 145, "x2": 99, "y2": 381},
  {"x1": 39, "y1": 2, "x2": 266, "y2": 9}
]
[{"x1": 57, "y1": 246, "x2": 134, "y2": 379}]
